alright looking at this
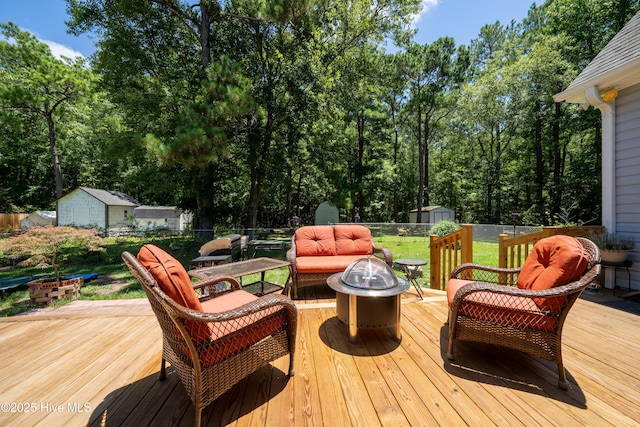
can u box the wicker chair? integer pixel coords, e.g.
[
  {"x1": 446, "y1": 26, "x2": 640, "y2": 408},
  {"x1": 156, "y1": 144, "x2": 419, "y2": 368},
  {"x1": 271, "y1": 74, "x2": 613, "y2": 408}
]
[
  {"x1": 446, "y1": 237, "x2": 600, "y2": 389},
  {"x1": 122, "y1": 250, "x2": 297, "y2": 427}
]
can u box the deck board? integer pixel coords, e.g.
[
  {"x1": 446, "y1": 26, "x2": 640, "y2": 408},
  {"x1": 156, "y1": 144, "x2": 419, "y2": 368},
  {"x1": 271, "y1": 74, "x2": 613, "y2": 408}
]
[{"x1": 1, "y1": 293, "x2": 639, "y2": 426}]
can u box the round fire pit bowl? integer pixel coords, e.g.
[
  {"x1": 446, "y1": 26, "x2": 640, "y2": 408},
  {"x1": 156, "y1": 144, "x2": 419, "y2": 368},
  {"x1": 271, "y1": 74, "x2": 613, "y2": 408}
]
[{"x1": 327, "y1": 257, "x2": 409, "y2": 344}]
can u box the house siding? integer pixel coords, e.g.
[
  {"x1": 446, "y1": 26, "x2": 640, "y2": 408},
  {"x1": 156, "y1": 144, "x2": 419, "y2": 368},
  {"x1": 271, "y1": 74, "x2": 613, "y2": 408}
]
[
  {"x1": 409, "y1": 207, "x2": 455, "y2": 224},
  {"x1": 615, "y1": 85, "x2": 640, "y2": 290},
  {"x1": 57, "y1": 190, "x2": 107, "y2": 229},
  {"x1": 107, "y1": 206, "x2": 131, "y2": 229}
]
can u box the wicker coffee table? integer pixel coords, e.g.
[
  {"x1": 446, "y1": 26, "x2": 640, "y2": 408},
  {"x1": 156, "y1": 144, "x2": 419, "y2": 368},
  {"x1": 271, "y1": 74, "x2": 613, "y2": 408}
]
[{"x1": 190, "y1": 257, "x2": 290, "y2": 295}]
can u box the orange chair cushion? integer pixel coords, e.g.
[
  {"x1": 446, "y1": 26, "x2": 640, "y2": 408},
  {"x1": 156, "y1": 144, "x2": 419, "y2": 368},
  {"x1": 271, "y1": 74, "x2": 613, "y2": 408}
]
[
  {"x1": 199, "y1": 290, "x2": 286, "y2": 366},
  {"x1": 295, "y1": 255, "x2": 372, "y2": 273},
  {"x1": 295, "y1": 226, "x2": 337, "y2": 256},
  {"x1": 517, "y1": 235, "x2": 589, "y2": 310},
  {"x1": 138, "y1": 244, "x2": 203, "y2": 312},
  {"x1": 334, "y1": 225, "x2": 373, "y2": 255},
  {"x1": 446, "y1": 279, "x2": 558, "y2": 331}
]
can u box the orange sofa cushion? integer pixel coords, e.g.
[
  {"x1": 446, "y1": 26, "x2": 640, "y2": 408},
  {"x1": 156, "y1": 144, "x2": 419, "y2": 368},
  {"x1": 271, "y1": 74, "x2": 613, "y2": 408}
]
[
  {"x1": 138, "y1": 244, "x2": 203, "y2": 312},
  {"x1": 295, "y1": 255, "x2": 371, "y2": 274},
  {"x1": 295, "y1": 226, "x2": 337, "y2": 256},
  {"x1": 199, "y1": 290, "x2": 286, "y2": 366},
  {"x1": 446, "y1": 279, "x2": 558, "y2": 332},
  {"x1": 334, "y1": 225, "x2": 373, "y2": 255},
  {"x1": 517, "y1": 235, "x2": 589, "y2": 310}
]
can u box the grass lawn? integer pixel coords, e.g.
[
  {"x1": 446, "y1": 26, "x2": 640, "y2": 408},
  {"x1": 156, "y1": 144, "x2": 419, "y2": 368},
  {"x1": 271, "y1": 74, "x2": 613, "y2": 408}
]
[{"x1": 0, "y1": 233, "x2": 501, "y2": 317}]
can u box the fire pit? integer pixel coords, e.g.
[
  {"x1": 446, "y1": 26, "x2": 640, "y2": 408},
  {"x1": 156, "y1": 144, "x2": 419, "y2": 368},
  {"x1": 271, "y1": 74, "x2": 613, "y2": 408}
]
[{"x1": 327, "y1": 257, "x2": 409, "y2": 344}]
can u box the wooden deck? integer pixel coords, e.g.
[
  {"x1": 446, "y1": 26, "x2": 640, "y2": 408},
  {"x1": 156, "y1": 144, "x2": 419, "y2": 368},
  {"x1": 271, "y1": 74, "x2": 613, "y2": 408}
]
[{"x1": 1, "y1": 286, "x2": 640, "y2": 426}]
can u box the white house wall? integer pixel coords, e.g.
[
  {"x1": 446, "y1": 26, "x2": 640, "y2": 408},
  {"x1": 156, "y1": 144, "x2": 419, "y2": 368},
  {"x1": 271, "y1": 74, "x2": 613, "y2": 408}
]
[
  {"x1": 136, "y1": 218, "x2": 180, "y2": 231},
  {"x1": 107, "y1": 206, "x2": 132, "y2": 229},
  {"x1": 615, "y1": 85, "x2": 640, "y2": 290},
  {"x1": 57, "y1": 190, "x2": 106, "y2": 229}
]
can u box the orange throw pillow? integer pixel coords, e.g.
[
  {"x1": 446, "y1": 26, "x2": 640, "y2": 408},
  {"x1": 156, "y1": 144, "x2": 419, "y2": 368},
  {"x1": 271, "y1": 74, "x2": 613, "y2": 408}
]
[
  {"x1": 334, "y1": 225, "x2": 373, "y2": 255},
  {"x1": 517, "y1": 236, "x2": 589, "y2": 311},
  {"x1": 295, "y1": 226, "x2": 337, "y2": 256},
  {"x1": 137, "y1": 244, "x2": 203, "y2": 312}
]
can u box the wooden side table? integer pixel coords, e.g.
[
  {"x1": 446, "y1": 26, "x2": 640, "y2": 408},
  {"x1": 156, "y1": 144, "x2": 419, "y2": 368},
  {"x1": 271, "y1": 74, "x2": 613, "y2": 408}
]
[{"x1": 394, "y1": 258, "x2": 427, "y2": 299}]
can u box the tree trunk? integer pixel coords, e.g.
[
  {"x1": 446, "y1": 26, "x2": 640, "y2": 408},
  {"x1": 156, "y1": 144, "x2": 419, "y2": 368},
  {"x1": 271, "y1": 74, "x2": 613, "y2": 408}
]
[
  {"x1": 416, "y1": 105, "x2": 424, "y2": 223},
  {"x1": 494, "y1": 127, "x2": 502, "y2": 222},
  {"x1": 551, "y1": 102, "x2": 562, "y2": 218},
  {"x1": 423, "y1": 114, "x2": 430, "y2": 207},
  {"x1": 534, "y1": 101, "x2": 544, "y2": 216},
  {"x1": 392, "y1": 108, "x2": 399, "y2": 223},
  {"x1": 47, "y1": 115, "x2": 63, "y2": 199},
  {"x1": 194, "y1": 165, "x2": 216, "y2": 239},
  {"x1": 357, "y1": 111, "x2": 365, "y2": 219},
  {"x1": 200, "y1": 4, "x2": 211, "y2": 70},
  {"x1": 245, "y1": 107, "x2": 274, "y2": 232}
]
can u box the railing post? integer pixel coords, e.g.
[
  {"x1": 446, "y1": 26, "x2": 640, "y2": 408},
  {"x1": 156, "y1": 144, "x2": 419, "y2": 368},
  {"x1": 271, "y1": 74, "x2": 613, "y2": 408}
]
[
  {"x1": 461, "y1": 224, "x2": 473, "y2": 264},
  {"x1": 498, "y1": 234, "x2": 508, "y2": 269},
  {"x1": 429, "y1": 234, "x2": 440, "y2": 290},
  {"x1": 542, "y1": 226, "x2": 556, "y2": 237}
]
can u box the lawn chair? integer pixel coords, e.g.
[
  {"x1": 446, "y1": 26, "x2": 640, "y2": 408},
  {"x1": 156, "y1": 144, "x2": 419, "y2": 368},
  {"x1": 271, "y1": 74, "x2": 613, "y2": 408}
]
[
  {"x1": 446, "y1": 236, "x2": 600, "y2": 389},
  {"x1": 122, "y1": 244, "x2": 296, "y2": 427}
]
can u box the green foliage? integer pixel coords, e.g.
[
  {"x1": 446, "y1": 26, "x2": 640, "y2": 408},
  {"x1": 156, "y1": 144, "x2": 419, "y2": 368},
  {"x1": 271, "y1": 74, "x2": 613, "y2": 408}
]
[
  {"x1": 0, "y1": 234, "x2": 197, "y2": 316},
  {"x1": 144, "y1": 57, "x2": 257, "y2": 169},
  {"x1": 2, "y1": 1, "x2": 638, "y2": 230},
  {"x1": 0, "y1": 226, "x2": 106, "y2": 281},
  {"x1": 0, "y1": 22, "x2": 94, "y2": 199},
  {"x1": 429, "y1": 220, "x2": 461, "y2": 238}
]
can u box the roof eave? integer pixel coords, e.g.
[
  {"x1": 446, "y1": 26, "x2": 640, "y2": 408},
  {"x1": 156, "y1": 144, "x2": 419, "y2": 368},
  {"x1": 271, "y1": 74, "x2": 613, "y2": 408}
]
[{"x1": 554, "y1": 57, "x2": 640, "y2": 104}]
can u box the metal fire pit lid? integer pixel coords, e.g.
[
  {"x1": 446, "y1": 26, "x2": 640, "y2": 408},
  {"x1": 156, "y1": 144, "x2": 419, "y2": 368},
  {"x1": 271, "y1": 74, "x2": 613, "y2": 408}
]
[{"x1": 340, "y1": 257, "x2": 399, "y2": 290}]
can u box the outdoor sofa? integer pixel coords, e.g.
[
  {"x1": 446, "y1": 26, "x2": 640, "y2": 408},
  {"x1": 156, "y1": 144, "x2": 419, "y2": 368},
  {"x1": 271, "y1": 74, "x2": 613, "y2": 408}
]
[{"x1": 286, "y1": 224, "x2": 392, "y2": 298}]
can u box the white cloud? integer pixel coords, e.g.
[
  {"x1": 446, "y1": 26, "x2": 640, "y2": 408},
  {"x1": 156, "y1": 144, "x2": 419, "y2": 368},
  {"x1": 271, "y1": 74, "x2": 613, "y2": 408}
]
[
  {"x1": 8, "y1": 26, "x2": 86, "y2": 61},
  {"x1": 411, "y1": 0, "x2": 439, "y2": 27},
  {"x1": 42, "y1": 39, "x2": 84, "y2": 60}
]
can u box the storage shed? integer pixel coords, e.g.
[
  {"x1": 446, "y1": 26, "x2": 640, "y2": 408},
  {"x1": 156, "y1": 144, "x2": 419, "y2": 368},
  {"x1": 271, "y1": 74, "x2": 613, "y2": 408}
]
[
  {"x1": 133, "y1": 206, "x2": 191, "y2": 231},
  {"x1": 20, "y1": 210, "x2": 56, "y2": 229},
  {"x1": 409, "y1": 206, "x2": 455, "y2": 224},
  {"x1": 56, "y1": 187, "x2": 139, "y2": 230}
]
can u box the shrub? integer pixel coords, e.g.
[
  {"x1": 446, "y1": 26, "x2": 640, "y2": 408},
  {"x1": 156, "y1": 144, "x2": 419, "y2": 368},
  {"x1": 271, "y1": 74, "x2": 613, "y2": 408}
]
[
  {"x1": 429, "y1": 220, "x2": 461, "y2": 238},
  {"x1": 0, "y1": 226, "x2": 106, "y2": 281}
]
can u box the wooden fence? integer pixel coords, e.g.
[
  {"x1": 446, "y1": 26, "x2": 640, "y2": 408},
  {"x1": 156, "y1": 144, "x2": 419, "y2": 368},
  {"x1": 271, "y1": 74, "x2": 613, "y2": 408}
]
[
  {"x1": 429, "y1": 224, "x2": 473, "y2": 290},
  {"x1": 0, "y1": 213, "x2": 28, "y2": 230},
  {"x1": 498, "y1": 225, "x2": 605, "y2": 270},
  {"x1": 429, "y1": 224, "x2": 605, "y2": 290}
]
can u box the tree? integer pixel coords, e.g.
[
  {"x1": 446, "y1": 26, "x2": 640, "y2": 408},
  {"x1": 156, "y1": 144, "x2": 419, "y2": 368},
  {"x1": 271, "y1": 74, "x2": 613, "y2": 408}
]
[
  {"x1": 0, "y1": 226, "x2": 105, "y2": 282},
  {"x1": 455, "y1": 23, "x2": 524, "y2": 223},
  {"x1": 399, "y1": 38, "x2": 469, "y2": 221},
  {"x1": 0, "y1": 22, "x2": 93, "y2": 199},
  {"x1": 66, "y1": 0, "x2": 311, "y2": 230}
]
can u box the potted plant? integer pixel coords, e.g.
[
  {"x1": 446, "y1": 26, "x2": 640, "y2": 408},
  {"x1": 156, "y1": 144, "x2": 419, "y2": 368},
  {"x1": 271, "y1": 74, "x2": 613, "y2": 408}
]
[
  {"x1": 0, "y1": 226, "x2": 106, "y2": 302},
  {"x1": 586, "y1": 231, "x2": 636, "y2": 263}
]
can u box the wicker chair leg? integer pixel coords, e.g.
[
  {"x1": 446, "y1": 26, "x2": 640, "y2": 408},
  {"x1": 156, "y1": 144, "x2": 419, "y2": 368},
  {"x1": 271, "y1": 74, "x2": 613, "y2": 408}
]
[
  {"x1": 159, "y1": 358, "x2": 167, "y2": 381},
  {"x1": 194, "y1": 407, "x2": 202, "y2": 427},
  {"x1": 289, "y1": 353, "x2": 295, "y2": 376},
  {"x1": 446, "y1": 319, "x2": 456, "y2": 360},
  {"x1": 557, "y1": 363, "x2": 568, "y2": 390},
  {"x1": 446, "y1": 344, "x2": 455, "y2": 360}
]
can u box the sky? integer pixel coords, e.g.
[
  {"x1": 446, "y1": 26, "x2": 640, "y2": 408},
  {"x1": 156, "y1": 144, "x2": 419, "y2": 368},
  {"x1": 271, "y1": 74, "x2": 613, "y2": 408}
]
[{"x1": 1, "y1": 0, "x2": 535, "y2": 59}]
